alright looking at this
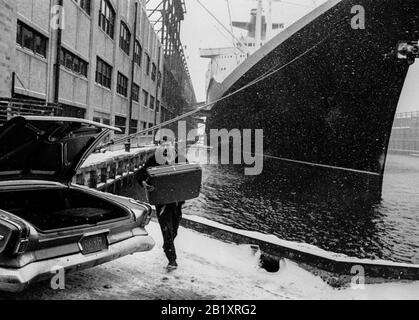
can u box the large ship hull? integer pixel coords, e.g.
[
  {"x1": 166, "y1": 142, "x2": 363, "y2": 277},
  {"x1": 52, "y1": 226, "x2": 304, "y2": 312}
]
[{"x1": 206, "y1": 0, "x2": 419, "y2": 197}]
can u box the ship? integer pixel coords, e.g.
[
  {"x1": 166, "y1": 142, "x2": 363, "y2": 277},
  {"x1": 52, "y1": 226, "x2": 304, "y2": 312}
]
[{"x1": 203, "y1": 0, "x2": 419, "y2": 199}]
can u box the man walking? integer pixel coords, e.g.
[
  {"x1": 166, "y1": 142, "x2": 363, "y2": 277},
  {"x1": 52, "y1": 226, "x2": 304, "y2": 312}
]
[{"x1": 136, "y1": 138, "x2": 184, "y2": 270}]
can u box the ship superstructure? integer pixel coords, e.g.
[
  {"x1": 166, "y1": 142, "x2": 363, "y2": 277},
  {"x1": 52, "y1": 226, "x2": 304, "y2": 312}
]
[{"x1": 200, "y1": 0, "x2": 285, "y2": 96}]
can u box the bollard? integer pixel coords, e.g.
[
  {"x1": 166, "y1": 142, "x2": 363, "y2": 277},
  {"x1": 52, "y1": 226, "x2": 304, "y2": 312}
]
[
  {"x1": 100, "y1": 167, "x2": 108, "y2": 184},
  {"x1": 109, "y1": 164, "x2": 116, "y2": 180},
  {"x1": 117, "y1": 161, "x2": 124, "y2": 176},
  {"x1": 76, "y1": 173, "x2": 85, "y2": 186}
]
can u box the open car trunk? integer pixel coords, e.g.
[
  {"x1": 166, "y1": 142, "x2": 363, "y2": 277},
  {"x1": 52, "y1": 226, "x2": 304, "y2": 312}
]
[{"x1": 0, "y1": 188, "x2": 131, "y2": 232}]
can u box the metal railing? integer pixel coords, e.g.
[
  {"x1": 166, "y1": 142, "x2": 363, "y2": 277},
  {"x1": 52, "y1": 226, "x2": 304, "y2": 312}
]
[{"x1": 394, "y1": 110, "x2": 419, "y2": 119}]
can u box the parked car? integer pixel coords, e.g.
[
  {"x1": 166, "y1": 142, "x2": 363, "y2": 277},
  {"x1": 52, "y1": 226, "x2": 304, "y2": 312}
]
[{"x1": 0, "y1": 116, "x2": 155, "y2": 292}]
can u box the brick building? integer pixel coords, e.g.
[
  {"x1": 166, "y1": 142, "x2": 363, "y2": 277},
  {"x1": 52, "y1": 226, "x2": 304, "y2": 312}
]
[
  {"x1": 0, "y1": 0, "x2": 16, "y2": 98},
  {"x1": 4, "y1": 0, "x2": 179, "y2": 143}
]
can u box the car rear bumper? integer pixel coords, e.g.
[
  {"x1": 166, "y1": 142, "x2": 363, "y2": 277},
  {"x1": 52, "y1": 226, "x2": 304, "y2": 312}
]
[{"x1": 0, "y1": 234, "x2": 155, "y2": 293}]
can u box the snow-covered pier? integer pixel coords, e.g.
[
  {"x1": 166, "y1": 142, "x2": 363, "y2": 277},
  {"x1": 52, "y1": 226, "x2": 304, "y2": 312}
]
[
  {"x1": 76, "y1": 146, "x2": 157, "y2": 193},
  {"x1": 3, "y1": 221, "x2": 419, "y2": 300},
  {"x1": 180, "y1": 215, "x2": 419, "y2": 286}
]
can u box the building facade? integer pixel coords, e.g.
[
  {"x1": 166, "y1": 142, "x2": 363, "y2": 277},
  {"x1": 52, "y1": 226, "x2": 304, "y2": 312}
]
[
  {"x1": 0, "y1": 0, "x2": 16, "y2": 99},
  {"x1": 9, "y1": 0, "x2": 171, "y2": 142},
  {"x1": 389, "y1": 111, "x2": 419, "y2": 153}
]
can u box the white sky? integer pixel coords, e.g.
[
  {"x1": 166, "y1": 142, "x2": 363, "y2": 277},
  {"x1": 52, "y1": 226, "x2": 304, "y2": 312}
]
[{"x1": 179, "y1": 0, "x2": 419, "y2": 112}]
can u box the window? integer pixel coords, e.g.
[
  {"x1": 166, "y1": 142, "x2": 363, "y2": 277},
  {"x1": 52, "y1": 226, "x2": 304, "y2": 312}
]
[
  {"x1": 99, "y1": 0, "x2": 115, "y2": 39},
  {"x1": 150, "y1": 95, "x2": 155, "y2": 110},
  {"x1": 132, "y1": 83, "x2": 140, "y2": 102},
  {"x1": 156, "y1": 100, "x2": 160, "y2": 113},
  {"x1": 60, "y1": 48, "x2": 88, "y2": 77},
  {"x1": 134, "y1": 41, "x2": 142, "y2": 67},
  {"x1": 16, "y1": 22, "x2": 22, "y2": 46},
  {"x1": 115, "y1": 116, "x2": 126, "y2": 134},
  {"x1": 148, "y1": 123, "x2": 154, "y2": 135},
  {"x1": 78, "y1": 0, "x2": 91, "y2": 15},
  {"x1": 23, "y1": 27, "x2": 34, "y2": 51},
  {"x1": 119, "y1": 21, "x2": 131, "y2": 55},
  {"x1": 145, "y1": 53, "x2": 151, "y2": 75},
  {"x1": 129, "y1": 119, "x2": 138, "y2": 134},
  {"x1": 117, "y1": 72, "x2": 128, "y2": 97},
  {"x1": 151, "y1": 63, "x2": 157, "y2": 81},
  {"x1": 60, "y1": 103, "x2": 86, "y2": 119},
  {"x1": 96, "y1": 57, "x2": 112, "y2": 89},
  {"x1": 143, "y1": 90, "x2": 149, "y2": 108},
  {"x1": 157, "y1": 71, "x2": 162, "y2": 87},
  {"x1": 34, "y1": 34, "x2": 47, "y2": 57},
  {"x1": 16, "y1": 21, "x2": 48, "y2": 58}
]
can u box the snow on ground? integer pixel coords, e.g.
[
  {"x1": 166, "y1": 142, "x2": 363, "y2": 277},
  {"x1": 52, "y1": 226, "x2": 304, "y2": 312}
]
[{"x1": 2, "y1": 222, "x2": 419, "y2": 300}]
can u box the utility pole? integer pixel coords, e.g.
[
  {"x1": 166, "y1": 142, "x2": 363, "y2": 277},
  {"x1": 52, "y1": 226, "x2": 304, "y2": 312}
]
[
  {"x1": 53, "y1": 0, "x2": 63, "y2": 104},
  {"x1": 153, "y1": 45, "x2": 162, "y2": 142},
  {"x1": 126, "y1": 1, "x2": 139, "y2": 152}
]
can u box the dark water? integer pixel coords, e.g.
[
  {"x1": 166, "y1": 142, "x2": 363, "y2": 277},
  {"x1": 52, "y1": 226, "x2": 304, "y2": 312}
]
[{"x1": 123, "y1": 152, "x2": 419, "y2": 264}]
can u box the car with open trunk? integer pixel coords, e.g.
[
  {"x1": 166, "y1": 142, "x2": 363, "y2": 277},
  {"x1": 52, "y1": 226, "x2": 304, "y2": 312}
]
[{"x1": 0, "y1": 116, "x2": 155, "y2": 292}]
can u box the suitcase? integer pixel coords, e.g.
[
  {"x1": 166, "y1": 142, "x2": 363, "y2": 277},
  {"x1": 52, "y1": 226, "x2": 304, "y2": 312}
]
[{"x1": 145, "y1": 163, "x2": 202, "y2": 205}]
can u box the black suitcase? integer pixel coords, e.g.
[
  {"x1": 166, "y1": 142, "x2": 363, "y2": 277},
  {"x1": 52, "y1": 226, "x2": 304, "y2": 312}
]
[{"x1": 145, "y1": 163, "x2": 202, "y2": 205}]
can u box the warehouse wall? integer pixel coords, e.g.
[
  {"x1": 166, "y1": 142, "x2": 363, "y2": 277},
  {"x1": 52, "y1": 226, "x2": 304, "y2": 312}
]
[{"x1": 0, "y1": 0, "x2": 16, "y2": 98}]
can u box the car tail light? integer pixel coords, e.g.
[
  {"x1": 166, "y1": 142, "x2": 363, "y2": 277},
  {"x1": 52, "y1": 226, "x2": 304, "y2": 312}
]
[
  {"x1": 0, "y1": 228, "x2": 12, "y2": 254},
  {"x1": 0, "y1": 214, "x2": 30, "y2": 256},
  {"x1": 129, "y1": 200, "x2": 153, "y2": 227},
  {"x1": 142, "y1": 209, "x2": 153, "y2": 227}
]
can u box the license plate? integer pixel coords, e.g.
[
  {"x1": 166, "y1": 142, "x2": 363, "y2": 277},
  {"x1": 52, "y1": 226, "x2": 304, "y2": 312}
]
[{"x1": 80, "y1": 234, "x2": 108, "y2": 255}]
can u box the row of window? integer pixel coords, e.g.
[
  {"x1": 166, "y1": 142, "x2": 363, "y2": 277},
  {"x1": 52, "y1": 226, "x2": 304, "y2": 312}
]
[
  {"x1": 116, "y1": 72, "x2": 128, "y2": 97},
  {"x1": 96, "y1": 57, "x2": 113, "y2": 89},
  {"x1": 142, "y1": 90, "x2": 160, "y2": 111},
  {"x1": 17, "y1": 6, "x2": 157, "y2": 82},
  {"x1": 99, "y1": 0, "x2": 115, "y2": 38},
  {"x1": 142, "y1": 122, "x2": 155, "y2": 136},
  {"x1": 60, "y1": 47, "x2": 89, "y2": 77},
  {"x1": 119, "y1": 21, "x2": 131, "y2": 55},
  {"x1": 97, "y1": 57, "x2": 160, "y2": 110},
  {"x1": 93, "y1": 116, "x2": 160, "y2": 136},
  {"x1": 96, "y1": 116, "x2": 156, "y2": 136},
  {"x1": 97, "y1": 1, "x2": 157, "y2": 82},
  {"x1": 115, "y1": 116, "x2": 127, "y2": 134},
  {"x1": 16, "y1": 20, "x2": 48, "y2": 58},
  {"x1": 134, "y1": 41, "x2": 142, "y2": 67},
  {"x1": 132, "y1": 83, "x2": 140, "y2": 102}
]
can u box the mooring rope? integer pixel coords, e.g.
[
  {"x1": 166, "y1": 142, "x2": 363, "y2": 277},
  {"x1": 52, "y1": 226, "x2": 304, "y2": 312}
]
[{"x1": 98, "y1": 36, "x2": 329, "y2": 150}]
